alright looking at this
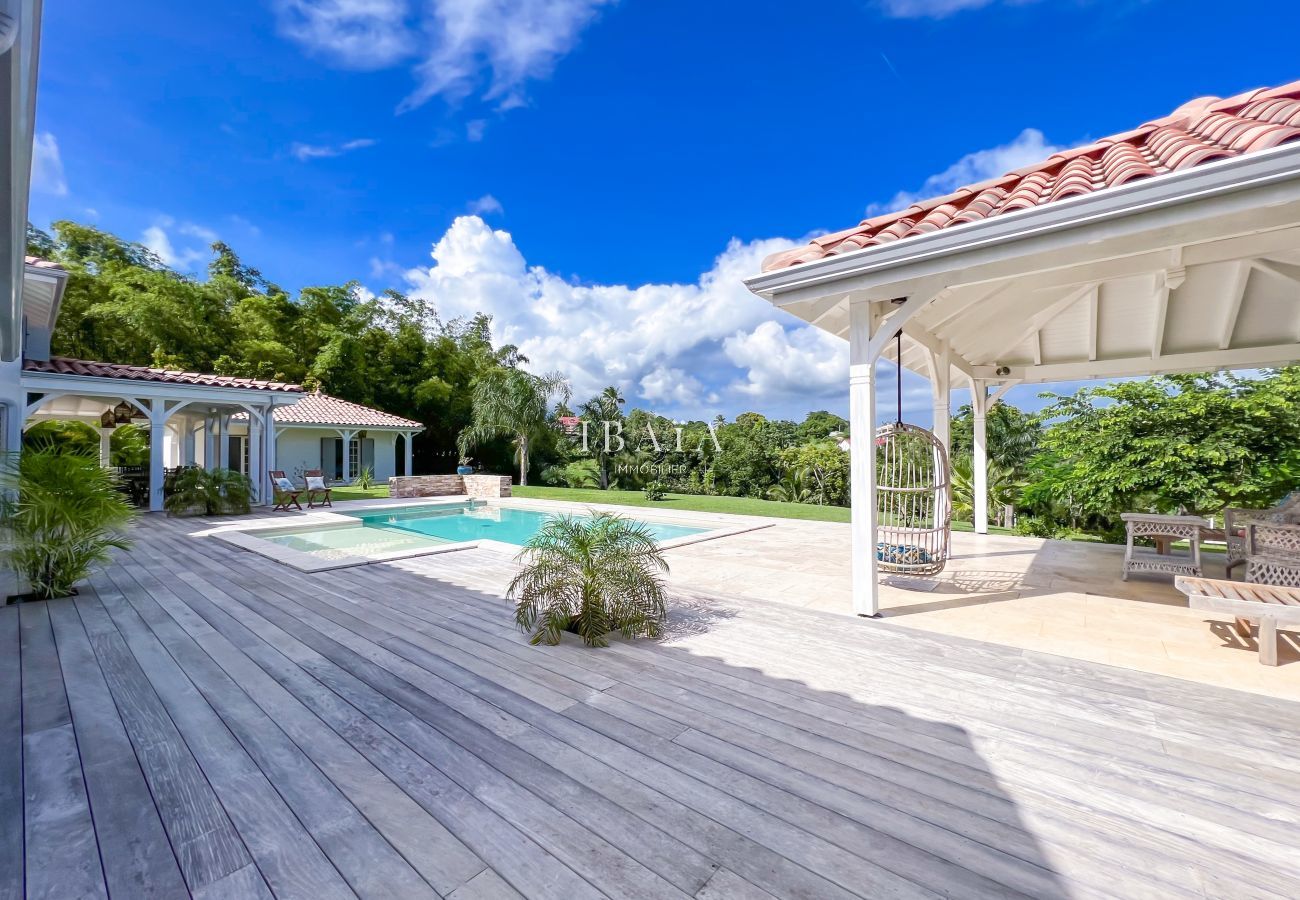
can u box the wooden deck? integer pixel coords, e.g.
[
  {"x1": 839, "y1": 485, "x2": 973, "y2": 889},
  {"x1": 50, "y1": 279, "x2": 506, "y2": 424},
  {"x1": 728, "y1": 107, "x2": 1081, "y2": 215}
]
[{"x1": 6, "y1": 514, "x2": 1300, "y2": 899}]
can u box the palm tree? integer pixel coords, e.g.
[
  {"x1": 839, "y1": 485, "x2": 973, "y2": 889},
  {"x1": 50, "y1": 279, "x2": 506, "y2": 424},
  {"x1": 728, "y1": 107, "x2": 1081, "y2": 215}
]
[
  {"x1": 459, "y1": 367, "x2": 569, "y2": 486},
  {"x1": 164, "y1": 466, "x2": 254, "y2": 516},
  {"x1": 509, "y1": 512, "x2": 669, "y2": 647},
  {"x1": 952, "y1": 453, "x2": 1022, "y2": 527},
  {"x1": 1, "y1": 449, "x2": 135, "y2": 599},
  {"x1": 580, "y1": 385, "x2": 625, "y2": 489},
  {"x1": 767, "y1": 467, "x2": 812, "y2": 503}
]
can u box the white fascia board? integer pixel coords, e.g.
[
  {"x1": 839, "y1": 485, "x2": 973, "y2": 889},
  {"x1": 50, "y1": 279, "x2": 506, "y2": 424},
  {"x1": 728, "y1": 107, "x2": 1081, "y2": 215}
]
[
  {"x1": 1005, "y1": 343, "x2": 1300, "y2": 384},
  {"x1": 273, "y1": 422, "x2": 422, "y2": 432},
  {"x1": 745, "y1": 142, "x2": 1300, "y2": 303}
]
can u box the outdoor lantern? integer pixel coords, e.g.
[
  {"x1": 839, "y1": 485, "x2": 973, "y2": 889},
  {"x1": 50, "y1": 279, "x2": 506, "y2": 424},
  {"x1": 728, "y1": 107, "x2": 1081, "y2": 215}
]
[
  {"x1": 99, "y1": 409, "x2": 116, "y2": 429},
  {"x1": 112, "y1": 400, "x2": 135, "y2": 424}
]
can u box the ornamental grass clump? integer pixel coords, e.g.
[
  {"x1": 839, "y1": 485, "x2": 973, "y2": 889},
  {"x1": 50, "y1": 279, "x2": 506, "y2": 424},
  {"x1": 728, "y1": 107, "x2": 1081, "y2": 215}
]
[
  {"x1": 509, "y1": 512, "x2": 669, "y2": 647},
  {"x1": 1, "y1": 449, "x2": 135, "y2": 601}
]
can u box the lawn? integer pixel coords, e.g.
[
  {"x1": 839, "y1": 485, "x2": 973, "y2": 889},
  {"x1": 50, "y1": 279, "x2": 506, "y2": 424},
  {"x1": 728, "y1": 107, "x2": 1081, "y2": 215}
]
[{"x1": 330, "y1": 484, "x2": 393, "y2": 502}]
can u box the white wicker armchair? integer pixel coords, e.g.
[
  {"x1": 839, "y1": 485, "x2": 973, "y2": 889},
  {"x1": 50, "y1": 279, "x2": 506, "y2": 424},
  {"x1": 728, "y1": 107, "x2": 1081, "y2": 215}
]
[{"x1": 1223, "y1": 492, "x2": 1300, "y2": 575}]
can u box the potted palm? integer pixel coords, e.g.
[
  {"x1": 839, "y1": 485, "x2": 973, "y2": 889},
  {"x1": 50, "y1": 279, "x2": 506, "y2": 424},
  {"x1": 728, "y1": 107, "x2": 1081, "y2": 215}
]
[
  {"x1": 1, "y1": 449, "x2": 135, "y2": 602},
  {"x1": 509, "y1": 512, "x2": 669, "y2": 647},
  {"x1": 164, "y1": 467, "x2": 253, "y2": 516}
]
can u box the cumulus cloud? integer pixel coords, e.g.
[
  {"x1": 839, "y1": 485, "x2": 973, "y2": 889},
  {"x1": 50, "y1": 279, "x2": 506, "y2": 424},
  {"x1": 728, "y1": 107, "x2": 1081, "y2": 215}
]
[
  {"x1": 398, "y1": 216, "x2": 847, "y2": 419},
  {"x1": 31, "y1": 132, "x2": 68, "y2": 196},
  {"x1": 276, "y1": 0, "x2": 611, "y2": 114},
  {"x1": 467, "y1": 193, "x2": 503, "y2": 216},
  {"x1": 142, "y1": 216, "x2": 214, "y2": 270},
  {"x1": 877, "y1": 0, "x2": 1041, "y2": 18},
  {"x1": 465, "y1": 119, "x2": 487, "y2": 142},
  {"x1": 866, "y1": 127, "x2": 1064, "y2": 216},
  {"x1": 289, "y1": 137, "x2": 377, "y2": 160}
]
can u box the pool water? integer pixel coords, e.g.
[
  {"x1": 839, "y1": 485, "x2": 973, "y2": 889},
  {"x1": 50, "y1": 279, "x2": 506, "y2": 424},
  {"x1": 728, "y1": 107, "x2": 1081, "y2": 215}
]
[{"x1": 259, "y1": 502, "x2": 707, "y2": 561}]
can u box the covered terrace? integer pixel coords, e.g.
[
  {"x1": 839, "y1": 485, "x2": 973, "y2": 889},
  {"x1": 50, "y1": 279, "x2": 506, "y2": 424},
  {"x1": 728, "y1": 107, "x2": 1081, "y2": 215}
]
[{"x1": 746, "y1": 81, "x2": 1300, "y2": 616}]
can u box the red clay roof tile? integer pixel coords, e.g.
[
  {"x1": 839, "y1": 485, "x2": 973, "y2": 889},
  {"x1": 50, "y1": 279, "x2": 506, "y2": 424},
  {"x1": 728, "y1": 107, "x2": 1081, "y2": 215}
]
[
  {"x1": 24, "y1": 357, "x2": 302, "y2": 392},
  {"x1": 762, "y1": 80, "x2": 1300, "y2": 272}
]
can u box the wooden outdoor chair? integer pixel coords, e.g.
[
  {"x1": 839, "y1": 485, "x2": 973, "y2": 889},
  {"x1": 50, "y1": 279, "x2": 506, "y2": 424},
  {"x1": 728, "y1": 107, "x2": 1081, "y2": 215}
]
[
  {"x1": 304, "y1": 469, "x2": 333, "y2": 509},
  {"x1": 1176, "y1": 575, "x2": 1300, "y2": 666},
  {"x1": 270, "y1": 470, "x2": 303, "y2": 512}
]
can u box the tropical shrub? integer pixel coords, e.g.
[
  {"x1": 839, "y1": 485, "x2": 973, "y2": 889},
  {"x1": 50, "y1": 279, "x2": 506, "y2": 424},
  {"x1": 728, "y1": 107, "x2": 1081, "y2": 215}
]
[
  {"x1": 0, "y1": 449, "x2": 135, "y2": 600},
  {"x1": 509, "y1": 512, "x2": 669, "y2": 647},
  {"x1": 642, "y1": 481, "x2": 666, "y2": 501},
  {"x1": 1013, "y1": 516, "x2": 1066, "y2": 540},
  {"x1": 951, "y1": 453, "x2": 1022, "y2": 527},
  {"x1": 164, "y1": 467, "x2": 253, "y2": 516},
  {"x1": 767, "y1": 467, "x2": 811, "y2": 503},
  {"x1": 355, "y1": 466, "x2": 375, "y2": 489}
]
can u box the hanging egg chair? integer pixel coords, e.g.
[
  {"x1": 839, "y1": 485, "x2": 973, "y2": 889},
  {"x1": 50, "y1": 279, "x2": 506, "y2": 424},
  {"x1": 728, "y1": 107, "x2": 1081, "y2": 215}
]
[{"x1": 875, "y1": 330, "x2": 952, "y2": 577}]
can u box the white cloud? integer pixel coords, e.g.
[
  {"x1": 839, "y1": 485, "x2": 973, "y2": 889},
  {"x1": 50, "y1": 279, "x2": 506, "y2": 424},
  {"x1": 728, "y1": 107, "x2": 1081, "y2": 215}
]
[
  {"x1": 467, "y1": 193, "x2": 503, "y2": 215},
  {"x1": 142, "y1": 216, "x2": 214, "y2": 270},
  {"x1": 276, "y1": 0, "x2": 611, "y2": 114},
  {"x1": 867, "y1": 127, "x2": 1064, "y2": 216},
  {"x1": 465, "y1": 119, "x2": 487, "y2": 142},
  {"x1": 878, "y1": 0, "x2": 1040, "y2": 18},
  {"x1": 31, "y1": 132, "x2": 68, "y2": 196},
  {"x1": 274, "y1": 0, "x2": 415, "y2": 69},
  {"x1": 289, "y1": 137, "x2": 377, "y2": 160},
  {"x1": 399, "y1": 216, "x2": 847, "y2": 418}
]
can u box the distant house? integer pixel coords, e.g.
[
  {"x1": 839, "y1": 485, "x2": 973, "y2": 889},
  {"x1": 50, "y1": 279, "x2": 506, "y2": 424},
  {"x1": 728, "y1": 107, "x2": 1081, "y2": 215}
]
[{"x1": 557, "y1": 415, "x2": 581, "y2": 435}]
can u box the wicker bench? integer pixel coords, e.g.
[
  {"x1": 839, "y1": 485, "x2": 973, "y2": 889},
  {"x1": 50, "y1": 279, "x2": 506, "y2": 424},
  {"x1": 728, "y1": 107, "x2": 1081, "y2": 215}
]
[{"x1": 1175, "y1": 575, "x2": 1300, "y2": 666}]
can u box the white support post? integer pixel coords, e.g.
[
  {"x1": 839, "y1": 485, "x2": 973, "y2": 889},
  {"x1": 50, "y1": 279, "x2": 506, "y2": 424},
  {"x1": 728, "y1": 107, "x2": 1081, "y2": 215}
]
[
  {"x1": 972, "y1": 379, "x2": 989, "y2": 535},
  {"x1": 264, "y1": 418, "x2": 278, "y2": 500},
  {"x1": 181, "y1": 418, "x2": 195, "y2": 467},
  {"x1": 930, "y1": 339, "x2": 952, "y2": 456},
  {"x1": 202, "y1": 415, "x2": 215, "y2": 470},
  {"x1": 848, "y1": 300, "x2": 880, "y2": 617},
  {"x1": 98, "y1": 427, "x2": 113, "y2": 467},
  {"x1": 248, "y1": 411, "x2": 262, "y2": 503},
  {"x1": 217, "y1": 414, "x2": 230, "y2": 470},
  {"x1": 404, "y1": 432, "x2": 414, "y2": 477},
  {"x1": 148, "y1": 410, "x2": 165, "y2": 512}
]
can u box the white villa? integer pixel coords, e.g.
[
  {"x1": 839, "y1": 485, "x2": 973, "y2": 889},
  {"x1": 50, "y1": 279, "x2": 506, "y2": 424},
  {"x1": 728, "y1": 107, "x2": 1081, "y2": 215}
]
[{"x1": 8, "y1": 258, "x2": 422, "y2": 509}]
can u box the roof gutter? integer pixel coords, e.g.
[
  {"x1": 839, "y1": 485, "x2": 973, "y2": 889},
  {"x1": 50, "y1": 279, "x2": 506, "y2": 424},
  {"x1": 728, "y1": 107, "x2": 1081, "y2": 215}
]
[{"x1": 744, "y1": 141, "x2": 1300, "y2": 300}]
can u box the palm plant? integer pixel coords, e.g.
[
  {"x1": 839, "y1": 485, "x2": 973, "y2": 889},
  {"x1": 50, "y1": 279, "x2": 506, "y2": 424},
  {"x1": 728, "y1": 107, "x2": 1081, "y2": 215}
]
[
  {"x1": 355, "y1": 465, "x2": 375, "y2": 490},
  {"x1": 164, "y1": 467, "x2": 253, "y2": 516},
  {"x1": 1, "y1": 449, "x2": 135, "y2": 600},
  {"x1": 952, "y1": 453, "x2": 1022, "y2": 527},
  {"x1": 509, "y1": 512, "x2": 669, "y2": 647},
  {"x1": 459, "y1": 367, "x2": 569, "y2": 486},
  {"x1": 579, "y1": 385, "x2": 626, "y2": 489},
  {"x1": 767, "y1": 467, "x2": 812, "y2": 504}
]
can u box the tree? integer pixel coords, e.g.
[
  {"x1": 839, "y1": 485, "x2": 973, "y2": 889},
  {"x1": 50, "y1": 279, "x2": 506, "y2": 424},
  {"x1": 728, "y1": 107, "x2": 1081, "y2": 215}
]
[
  {"x1": 778, "y1": 440, "x2": 850, "y2": 505},
  {"x1": 579, "y1": 385, "x2": 625, "y2": 489},
  {"x1": 1035, "y1": 371, "x2": 1300, "y2": 525},
  {"x1": 796, "y1": 410, "x2": 848, "y2": 444},
  {"x1": 951, "y1": 402, "x2": 1042, "y2": 476},
  {"x1": 951, "y1": 453, "x2": 1022, "y2": 527},
  {"x1": 458, "y1": 367, "x2": 569, "y2": 485}
]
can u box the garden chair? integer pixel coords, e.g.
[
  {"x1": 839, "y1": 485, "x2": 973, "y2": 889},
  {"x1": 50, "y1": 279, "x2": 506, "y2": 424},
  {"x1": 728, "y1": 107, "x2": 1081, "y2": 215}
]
[
  {"x1": 1222, "y1": 492, "x2": 1300, "y2": 576},
  {"x1": 1176, "y1": 575, "x2": 1300, "y2": 666},
  {"x1": 304, "y1": 469, "x2": 332, "y2": 509},
  {"x1": 270, "y1": 470, "x2": 303, "y2": 512}
]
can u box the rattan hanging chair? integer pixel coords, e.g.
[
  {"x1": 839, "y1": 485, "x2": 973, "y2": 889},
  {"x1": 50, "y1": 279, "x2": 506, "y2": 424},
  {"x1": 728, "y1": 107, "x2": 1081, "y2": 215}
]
[{"x1": 874, "y1": 331, "x2": 952, "y2": 576}]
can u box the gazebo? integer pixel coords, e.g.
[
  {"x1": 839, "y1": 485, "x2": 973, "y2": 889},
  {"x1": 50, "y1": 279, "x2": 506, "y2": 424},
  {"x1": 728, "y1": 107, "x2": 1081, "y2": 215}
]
[{"x1": 745, "y1": 82, "x2": 1300, "y2": 616}]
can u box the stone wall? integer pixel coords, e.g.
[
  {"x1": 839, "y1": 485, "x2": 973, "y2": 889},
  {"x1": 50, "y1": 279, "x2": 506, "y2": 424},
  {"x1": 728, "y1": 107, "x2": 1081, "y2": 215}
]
[{"x1": 387, "y1": 473, "x2": 512, "y2": 499}]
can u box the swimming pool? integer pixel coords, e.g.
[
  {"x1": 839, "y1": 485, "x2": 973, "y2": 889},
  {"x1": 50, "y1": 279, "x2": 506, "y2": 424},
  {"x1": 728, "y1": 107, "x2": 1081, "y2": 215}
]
[{"x1": 256, "y1": 501, "x2": 708, "y2": 562}]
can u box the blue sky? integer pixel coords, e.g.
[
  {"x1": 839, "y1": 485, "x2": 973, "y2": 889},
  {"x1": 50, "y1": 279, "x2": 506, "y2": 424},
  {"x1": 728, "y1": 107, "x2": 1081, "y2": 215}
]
[{"x1": 27, "y1": 0, "x2": 1300, "y2": 422}]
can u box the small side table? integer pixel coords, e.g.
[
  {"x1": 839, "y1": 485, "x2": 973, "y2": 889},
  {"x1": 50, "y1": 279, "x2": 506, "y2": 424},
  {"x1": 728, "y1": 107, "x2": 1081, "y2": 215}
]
[{"x1": 1121, "y1": 513, "x2": 1210, "y2": 581}]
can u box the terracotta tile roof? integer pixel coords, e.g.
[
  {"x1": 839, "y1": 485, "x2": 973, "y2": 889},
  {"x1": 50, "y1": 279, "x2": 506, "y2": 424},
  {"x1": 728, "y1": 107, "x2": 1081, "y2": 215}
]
[
  {"x1": 23, "y1": 357, "x2": 302, "y2": 392},
  {"x1": 266, "y1": 391, "x2": 423, "y2": 429},
  {"x1": 24, "y1": 256, "x2": 65, "y2": 271},
  {"x1": 762, "y1": 80, "x2": 1300, "y2": 272}
]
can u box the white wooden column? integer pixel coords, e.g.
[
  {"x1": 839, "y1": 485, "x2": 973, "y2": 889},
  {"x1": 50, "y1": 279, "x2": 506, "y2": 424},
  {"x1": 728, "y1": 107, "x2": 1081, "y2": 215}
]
[
  {"x1": 98, "y1": 427, "x2": 113, "y2": 467},
  {"x1": 181, "y1": 418, "x2": 196, "y2": 466},
  {"x1": 848, "y1": 300, "x2": 880, "y2": 616},
  {"x1": 217, "y1": 414, "x2": 230, "y2": 470},
  {"x1": 202, "y1": 415, "x2": 215, "y2": 470},
  {"x1": 404, "y1": 431, "x2": 414, "y2": 476},
  {"x1": 930, "y1": 339, "x2": 951, "y2": 456},
  {"x1": 972, "y1": 379, "x2": 989, "y2": 535},
  {"x1": 248, "y1": 410, "x2": 263, "y2": 503},
  {"x1": 148, "y1": 407, "x2": 166, "y2": 512},
  {"x1": 264, "y1": 422, "x2": 279, "y2": 501}
]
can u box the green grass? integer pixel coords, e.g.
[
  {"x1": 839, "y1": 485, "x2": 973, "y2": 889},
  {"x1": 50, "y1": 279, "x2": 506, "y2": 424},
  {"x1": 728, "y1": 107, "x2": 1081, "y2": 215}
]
[{"x1": 330, "y1": 485, "x2": 392, "y2": 501}]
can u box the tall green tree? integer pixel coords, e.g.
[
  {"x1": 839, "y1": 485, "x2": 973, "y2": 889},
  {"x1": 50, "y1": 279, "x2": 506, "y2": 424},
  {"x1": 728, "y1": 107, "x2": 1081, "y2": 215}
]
[
  {"x1": 459, "y1": 368, "x2": 569, "y2": 485},
  {"x1": 579, "y1": 385, "x2": 626, "y2": 489}
]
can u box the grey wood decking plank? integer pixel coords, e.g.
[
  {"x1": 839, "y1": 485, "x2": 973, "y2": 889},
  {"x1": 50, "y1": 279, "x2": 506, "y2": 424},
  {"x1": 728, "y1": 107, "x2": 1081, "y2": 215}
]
[
  {"x1": 104, "y1": 561, "x2": 442, "y2": 900},
  {"x1": 157, "y1": 538, "x2": 865, "y2": 900},
  {"x1": 73, "y1": 589, "x2": 256, "y2": 893},
  {"x1": 0, "y1": 608, "x2": 24, "y2": 900},
  {"x1": 86, "y1": 570, "x2": 360, "y2": 900},
  {"x1": 150, "y1": 555, "x2": 610, "y2": 900},
  {"x1": 120, "y1": 546, "x2": 487, "y2": 897},
  {"x1": 19, "y1": 603, "x2": 107, "y2": 900},
  {"x1": 45, "y1": 598, "x2": 190, "y2": 900}
]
